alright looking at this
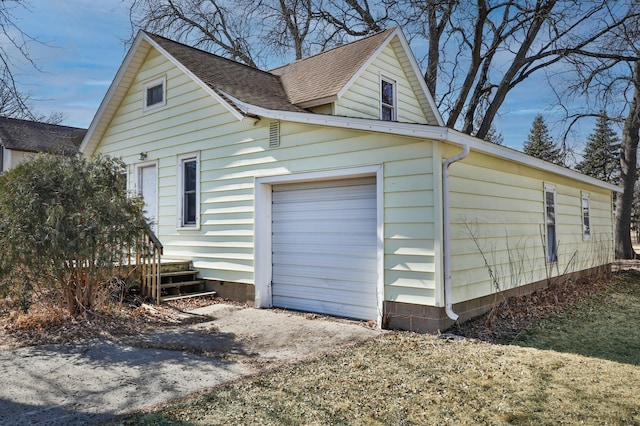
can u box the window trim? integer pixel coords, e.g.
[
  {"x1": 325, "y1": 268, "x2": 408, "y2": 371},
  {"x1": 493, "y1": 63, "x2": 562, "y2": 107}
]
[
  {"x1": 581, "y1": 191, "x2": 591, "y2": 240},
  {"x1": 177, "y1": 152, "x2": 200, "y2": 230},
  {"x1": 144, "y1": 76, "x2": 166, "y2": 111},
  {"x1": 544, "y1": 183, "x2": 557, "y2": 263},
  {"x1": 380, "y1": 75, "x2": 397, "y2": 121}
]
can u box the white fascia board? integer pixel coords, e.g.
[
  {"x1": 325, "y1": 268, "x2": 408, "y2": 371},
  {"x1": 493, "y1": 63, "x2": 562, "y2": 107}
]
[
  {"x1": 393, "y1": 30, "x2": 445, "y2": 127},
  {"x1": 80, "y1": 31, "x2": 148, "y2": 156},
  {"x1": 143, "y1": 34, "x2": 246, "y2": 123},
  {"x1": 232, "y1": 99, "x2": 622, "y2": 194}
]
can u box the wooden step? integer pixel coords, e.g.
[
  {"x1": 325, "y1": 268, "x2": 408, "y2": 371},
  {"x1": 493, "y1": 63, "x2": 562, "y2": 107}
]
[
  {"x1": 160, "y1": 279, "x2": 206, "y2": 290},
  {"x1": 158, "y1": 260, "x2": 193, "y2": 272},
  {"x1": 160, "y1": 290, "x2": 217, "y2": 302}
]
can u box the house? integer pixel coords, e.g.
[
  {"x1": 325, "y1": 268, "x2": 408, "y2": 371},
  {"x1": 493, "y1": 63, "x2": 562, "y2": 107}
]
[
  {"x1": 80, "y1": 28, "x2": 620, "y2": 332},
  {"x1": 0, "y1": 116, "x2": 86, "y2": 173}
]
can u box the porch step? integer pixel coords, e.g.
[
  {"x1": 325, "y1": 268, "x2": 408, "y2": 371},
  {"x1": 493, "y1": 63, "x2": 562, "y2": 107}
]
[
  {"x1": 160, "y1": 290, "x2": 217, "y2": 302},
  {"x1": 154, "y1": 260, "x2": 216, "y2": 302}
]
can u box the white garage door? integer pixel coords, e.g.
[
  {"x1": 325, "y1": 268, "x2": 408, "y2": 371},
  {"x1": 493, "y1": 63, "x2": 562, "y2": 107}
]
[{"x1": 271, "y1": 177, "x2": 378, "y2": 320}]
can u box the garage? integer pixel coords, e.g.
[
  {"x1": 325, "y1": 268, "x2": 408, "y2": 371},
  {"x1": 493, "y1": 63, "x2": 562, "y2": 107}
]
[{"x1": 271, "y1": 177, "x2": 379, "y2": 320}]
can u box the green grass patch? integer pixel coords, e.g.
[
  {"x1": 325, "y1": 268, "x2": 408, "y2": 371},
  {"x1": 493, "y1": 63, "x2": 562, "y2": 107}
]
[
  {"x1": 118, "y1": 272, "x2": 640, "y2": 425},
  {"x1": 512, "y1": 271, "x2": 640, "y2": 365}
]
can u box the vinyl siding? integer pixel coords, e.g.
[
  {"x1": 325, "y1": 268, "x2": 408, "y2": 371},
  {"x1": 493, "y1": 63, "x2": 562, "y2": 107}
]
[
  {"x1": 447, "y1": 149, "x2": 614, "y2": 304},
  {"x1": 95, "y1": 46, "x2": 438, "y2": 304},
  {"x1": 335, "y1": 43, "x2": 429, "y2": 124}
]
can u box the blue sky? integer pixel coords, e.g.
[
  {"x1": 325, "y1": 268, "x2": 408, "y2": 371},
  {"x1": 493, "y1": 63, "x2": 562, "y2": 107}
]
[
  {"x1": 9, "y1": 0, "x2": 593, "y2": 152},
  {"x1": 11, "y1": 0, "x2": 130, "y2": 129}
]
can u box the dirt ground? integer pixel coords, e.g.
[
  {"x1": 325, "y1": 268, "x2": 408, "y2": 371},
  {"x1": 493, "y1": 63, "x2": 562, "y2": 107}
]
[{"x1": 0, "y1": 302, "x2": 381, "y2": 425}]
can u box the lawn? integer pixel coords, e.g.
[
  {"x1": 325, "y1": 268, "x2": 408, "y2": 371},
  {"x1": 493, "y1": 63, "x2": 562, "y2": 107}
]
[{"x1": 118, "y1": 272, "x2": 640, "y2": 425}]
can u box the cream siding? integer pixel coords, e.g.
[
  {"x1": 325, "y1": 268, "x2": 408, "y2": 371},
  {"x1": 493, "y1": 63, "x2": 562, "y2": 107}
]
[
  {"x1": 447, "y1": 150, "x2": 614, "y2": 304},
  {"x1": 335, "y1": 44, "x2": 429, "y2": 124},
  {"x1": 94, "y1": 46, "x2": 438, "y2": 305}
]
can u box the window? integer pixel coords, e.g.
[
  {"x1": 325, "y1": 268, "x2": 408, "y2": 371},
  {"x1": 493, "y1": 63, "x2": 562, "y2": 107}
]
[
  {"x1": 381, "y1": 77, "x2": 396, "y2": 121},
  {"x1": 178, "y1": 153, "x2": 199, "y2": 228},
  {"x1": 544, "y1": 183, "x2": 557, "y2": 263},
  {"x1": 144, "y1": 76, "x2": 166, "y2": 110},
  {"x1": 582, "y1": 192, "x2": 591, "y2": 240},
  {"x1": 0, "y1": 144, "x2": 4, "y2": 173}
]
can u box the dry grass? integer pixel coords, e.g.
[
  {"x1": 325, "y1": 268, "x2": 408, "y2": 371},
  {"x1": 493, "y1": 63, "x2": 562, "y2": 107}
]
[{"x1": 119, "y1": 272, "x2": 640, "y2": 425}]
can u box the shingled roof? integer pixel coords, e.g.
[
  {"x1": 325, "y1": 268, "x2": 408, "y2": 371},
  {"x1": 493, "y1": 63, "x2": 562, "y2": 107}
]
[
  {"x1": 271, "y1": 28, "x2": 396, "y2": 107},
  {"x1": 0, "y1": 117, "x2": 86, "y2": 154},
  {"x1": 146, "y1": 32, "x2": 307, "y2": 113}
]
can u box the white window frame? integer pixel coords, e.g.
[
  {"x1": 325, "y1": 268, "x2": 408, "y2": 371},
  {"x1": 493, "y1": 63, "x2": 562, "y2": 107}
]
[
  {"x1": 380, "y1": 75, "x2": 397, "y2": 121},
  {"x1": 544, "y1": 183, "x2": 558, "y2": 263},
  {"x1": 144, "y1": 76, "x2": 166, "y2": 111},
  {"x1": 177, "y1": 152, "x2": 200, "y2": 229},
  {"x1": 581, "y1": 191, "x2": 591, "y2": 240}
]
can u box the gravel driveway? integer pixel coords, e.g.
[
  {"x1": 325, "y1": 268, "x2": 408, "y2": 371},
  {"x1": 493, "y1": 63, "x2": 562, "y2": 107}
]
[{"x1": 0, "y1": 304, "x2": 381, "y2": 425}]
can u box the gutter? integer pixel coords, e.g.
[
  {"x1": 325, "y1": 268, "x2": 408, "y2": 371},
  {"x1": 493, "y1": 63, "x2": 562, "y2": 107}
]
[{"x1": 442, "y1": 145, "x2": 470, "y2": 321}]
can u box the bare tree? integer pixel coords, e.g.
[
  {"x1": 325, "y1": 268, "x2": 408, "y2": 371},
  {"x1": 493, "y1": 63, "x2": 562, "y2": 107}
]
[
  {"x1": 0, "y1": 1, "x2": 49, "y2": 121},
  {"x1": 553, "y1": 4, "x2": 640, "y2": 259}
]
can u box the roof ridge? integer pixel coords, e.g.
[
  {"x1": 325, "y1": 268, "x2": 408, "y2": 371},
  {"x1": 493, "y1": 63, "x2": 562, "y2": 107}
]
[
  {"x1": 270, "y1": 27, "x2": 396, "y2": 72},
  {"x1": 144, "y1": 31, "x2": 277, "y2": 78}
]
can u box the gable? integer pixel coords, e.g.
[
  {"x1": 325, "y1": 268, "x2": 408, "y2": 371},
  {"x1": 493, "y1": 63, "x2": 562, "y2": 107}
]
[
  {"x1": 335, "y1": 42, "x2": 430, "y2": 124},
  {"x1": 96, "y1": 45, "x2": 244, "y2": 161}
]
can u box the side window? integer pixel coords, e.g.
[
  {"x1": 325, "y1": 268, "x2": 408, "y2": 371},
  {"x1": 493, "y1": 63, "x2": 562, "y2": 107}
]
[
  {"x1": 544, "y1": 183, "x2": 557, "y2": 263},
  {"x1": 582, "y1": 192, "x2": 591, "y2": 240},
  {"x1": 381, "y1": 77, "x2": 396, "y2": 121},
  {"x1": 0, "y1": 144, "x2": 4, "y2": 173},
  {"x1": 144, "y1": 76, "x2": 166, "y2": 110},
  {"x1": 178, "y1": 153, "x2": 199, "y2": 228}
]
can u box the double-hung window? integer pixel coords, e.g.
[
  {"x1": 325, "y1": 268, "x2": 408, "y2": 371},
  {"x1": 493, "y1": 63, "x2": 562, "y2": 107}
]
[
  {"x1": 544, "y1": 183, "x2": 557, "y2": 263},
  {"x1": 178, "y1": 153, "x2": 199, "y2": 228},
  {"x1": 581, "y1": 192, "x2": 591, "y2": 240},
  {"x1": 381, "y1": 76, "x2": 396, "y2": 121},
  {"x1": 144, "y1": 76, "x2": 166, "y2": 110}
]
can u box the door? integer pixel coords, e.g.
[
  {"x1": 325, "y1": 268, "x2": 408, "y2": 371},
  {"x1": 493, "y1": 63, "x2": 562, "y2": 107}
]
[
  {"x1": 137, "y1": 163, "x2": 158, "y2": 231},
  {"x1": 271, "y1": 177, "x2": 378, "y2": 320}
]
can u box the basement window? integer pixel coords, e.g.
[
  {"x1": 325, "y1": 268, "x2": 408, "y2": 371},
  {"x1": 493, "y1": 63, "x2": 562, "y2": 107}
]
[{"x1": 144, "y1": 76, "x2": 166, "y2": 110}]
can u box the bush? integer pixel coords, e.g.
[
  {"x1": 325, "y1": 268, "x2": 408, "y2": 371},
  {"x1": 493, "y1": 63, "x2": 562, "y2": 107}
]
[{"x1": 0, "y1": 154, "x2": 150, "y2": 315}]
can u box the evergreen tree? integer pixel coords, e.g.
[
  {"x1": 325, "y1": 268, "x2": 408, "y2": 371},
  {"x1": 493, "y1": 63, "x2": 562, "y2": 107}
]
[
  {"x1": 576, "y1": 112, "x2": 621, "y2": 183},
  {"x1": 523, "y1": 114, "x2": 563, "y2": 165}
]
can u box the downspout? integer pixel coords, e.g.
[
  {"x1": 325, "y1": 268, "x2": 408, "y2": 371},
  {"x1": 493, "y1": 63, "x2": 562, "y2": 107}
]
[{"x1": 442, "y1": 144, "x2": 470, "y2": 321}]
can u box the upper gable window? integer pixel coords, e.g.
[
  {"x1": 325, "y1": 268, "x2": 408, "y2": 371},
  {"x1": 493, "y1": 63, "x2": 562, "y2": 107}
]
[
  {"x1": 381, "y1": 76, "x2": 396, "y2": 121},
  {"x1": 144, "y1": 76, "x2": 166, "y2": 111}
]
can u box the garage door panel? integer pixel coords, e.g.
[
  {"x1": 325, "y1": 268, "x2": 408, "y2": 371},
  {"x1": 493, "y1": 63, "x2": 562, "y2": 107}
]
[
  {"x1": 271, "y1": 296, "x2": 376, "y2": 320},
  {"x1": 273, "y1": 274, "x2": 379, "y2": 295},
  {"x1": 271, "y1": 178, "x2": 378, "y2": 320},
  {"x1": 273, "y1": 243, "x2": 376, "y2": 258},
  {"x1": 273, "y1": 218, "x2": 377, "y2": 235},
  {"x1": 272, "y1": 232, "x2": 376, "y2": 247},
  {"x1": 272, "y1": 206, "x2": 376, "y2": 221},
  {"x1": 273, "y1": 263, "x2": 378, "y2": 283}
]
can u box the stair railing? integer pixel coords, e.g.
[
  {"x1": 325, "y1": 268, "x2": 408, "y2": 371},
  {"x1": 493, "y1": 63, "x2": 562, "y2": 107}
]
[{"x1": 136, "y1": 221, "x2": 163, "y2": 303}]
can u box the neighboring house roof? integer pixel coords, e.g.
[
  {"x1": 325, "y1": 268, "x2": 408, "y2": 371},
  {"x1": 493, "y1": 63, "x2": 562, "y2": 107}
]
[{"x1": 0, "y1": 116, "x2": 85, "y2": 154}]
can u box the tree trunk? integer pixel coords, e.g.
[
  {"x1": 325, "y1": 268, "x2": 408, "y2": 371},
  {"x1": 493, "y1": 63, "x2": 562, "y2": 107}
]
[{"x1": 615, "y1": 60, "x2": 640, "y2": 259}]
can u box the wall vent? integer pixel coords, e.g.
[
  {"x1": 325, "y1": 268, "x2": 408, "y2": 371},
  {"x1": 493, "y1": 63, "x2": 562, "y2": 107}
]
[{"x1": 269, "y1": 121, "x2": 280, "y2": 148}]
